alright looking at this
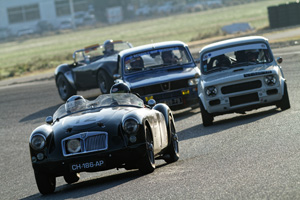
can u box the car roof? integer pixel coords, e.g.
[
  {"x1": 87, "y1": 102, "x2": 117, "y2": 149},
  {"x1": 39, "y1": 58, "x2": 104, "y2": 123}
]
[
  {"x1": 119, "y1": 41, "x2": 187, "y2": 57},
  {"x1": 199, "y1": 36, "x2": 269, "y2": 53}
]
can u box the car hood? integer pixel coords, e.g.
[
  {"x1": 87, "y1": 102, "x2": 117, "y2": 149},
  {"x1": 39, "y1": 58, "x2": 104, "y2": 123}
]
[
  {"x1": 201, "y1": 64, "x2": 279, "y2": 86},
  {"x1": 53, "y1": 107, "x2": 136, "y2": 136},
  {"x1": 124, "y1": 66, "x2": 199, "y2": 89}
]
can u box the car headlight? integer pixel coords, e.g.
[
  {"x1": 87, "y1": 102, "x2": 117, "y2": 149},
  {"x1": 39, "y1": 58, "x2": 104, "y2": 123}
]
[
  {"x1": 205, "y1": 86, "x2": 217, "y2": 97},
  {"x1": 123, "y1": 118, "x2": 139, "y2": 134},
  {"x1": 188, "y1": 78, "x2": 199, "y2": 86},
  {"x1": 30, "y1": 134, "x2": 46, "y2": 150},
  {"x1": 264, "y1": 75, "x2": 276, "y2": 86},
  {"x1": 66, "y1": 139, "x2": 81, "y2": 153}
]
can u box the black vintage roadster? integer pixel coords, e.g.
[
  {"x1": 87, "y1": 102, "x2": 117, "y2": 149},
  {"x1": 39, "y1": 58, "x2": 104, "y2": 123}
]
[
  {"x1": 29, "y1": 93, "x2": 179, "y2": 194},
  {"x1": 55, "y1": 40, "x2": 133, "y2": 101}
]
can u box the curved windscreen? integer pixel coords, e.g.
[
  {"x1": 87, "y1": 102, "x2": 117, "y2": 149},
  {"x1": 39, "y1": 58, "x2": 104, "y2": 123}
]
[
  {"x1": 123, "y1": 46, "x2": 193, "y2": 74},
  {"x1": 53, "y1": 93, "x2": 144, "y2": 120},
  {"x1": 201, "y1": 43, "x2": 273, "y2": 74}
]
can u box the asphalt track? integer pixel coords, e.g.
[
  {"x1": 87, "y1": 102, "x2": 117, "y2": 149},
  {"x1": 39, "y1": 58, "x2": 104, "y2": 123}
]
[{"x1": 0, "y1": 44, "x2": 300, "y2": 199}]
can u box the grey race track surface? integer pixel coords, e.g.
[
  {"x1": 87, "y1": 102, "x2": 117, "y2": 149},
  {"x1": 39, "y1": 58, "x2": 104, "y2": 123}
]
[{"x1": 0, "y1": 45, "x2": 300, "y2": 200}]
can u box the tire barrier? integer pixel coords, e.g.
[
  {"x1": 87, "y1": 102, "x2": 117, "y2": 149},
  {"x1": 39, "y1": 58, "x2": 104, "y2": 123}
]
[{"x1": 268, "y1": 2, "x2": 300, "y2": 29}]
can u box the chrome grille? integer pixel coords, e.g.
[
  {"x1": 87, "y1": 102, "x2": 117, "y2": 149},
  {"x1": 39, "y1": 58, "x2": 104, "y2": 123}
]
[
  {"x1": 85, "y1": 134, "x2": 107, "y2": 151},
  {"x1": 62, "y1": 131, "x2": 108, "y2": 157},
  {"x1": 221, "y1": 80, "x2": 262, "y2": 94}
]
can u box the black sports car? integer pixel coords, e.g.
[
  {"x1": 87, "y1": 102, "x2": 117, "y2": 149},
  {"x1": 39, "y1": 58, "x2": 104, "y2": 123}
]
[
  {"x1": 29, "y1": 93, "x2": 179, "y2": 194},
  {"x1": 55, "y1": 40, "x2": 133, "y2": 101}
]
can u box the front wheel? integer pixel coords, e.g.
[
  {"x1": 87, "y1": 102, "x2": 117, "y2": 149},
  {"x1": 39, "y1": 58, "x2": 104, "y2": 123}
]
[
  {"x1": 34, "y1": 170, "x2": 56, "y2": 195},
  {"x1": 199, "y1": 99, "x2": 214, "y2": 127},
  {"x1": 277, "y1": 82, "x2": 291, "y2": 111},
  {"x1": 138, "y1": 126, "x2": 155, "y2": 175},
  {"x1": 164, "y1": 117, "x2": 179, "y2": 163},
  {"x1": 56, "y1": 74, "x2": 77, "y2": 101}
]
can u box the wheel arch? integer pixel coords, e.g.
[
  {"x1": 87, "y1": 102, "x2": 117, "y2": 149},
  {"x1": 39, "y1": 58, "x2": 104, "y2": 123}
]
[
  {"x1": 55, "y1": 64, "x2": 77, "y2": 90},
  {"x1": 153, "y1": 103, "x2": 171, "y2": 127},
  {"x1": 153, "y1": 103, "x2": 175, "y2": 142},
  {"x1": 199, "y1": 93, "x2": 209, "y2": 111}
]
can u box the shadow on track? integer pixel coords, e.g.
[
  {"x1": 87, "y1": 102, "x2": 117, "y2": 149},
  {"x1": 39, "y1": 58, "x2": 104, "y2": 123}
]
[
  {"x1": 20, "y1": 163, "x2": 169, "y2": 200},
  {"x1": 19, "y1": 95, "x2": 100, "y2": 123},
  {"x1": 175, "y1": 107, "x2": 281, "y2": 142},
  {"x1": 19, "y1": 104, "x2": 61, "y2": 123}
]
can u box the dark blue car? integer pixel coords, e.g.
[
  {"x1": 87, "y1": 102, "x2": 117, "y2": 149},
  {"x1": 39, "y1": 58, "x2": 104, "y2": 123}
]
[{"x1": 116, "y1": 41, "x2": 200, "y2": 110}]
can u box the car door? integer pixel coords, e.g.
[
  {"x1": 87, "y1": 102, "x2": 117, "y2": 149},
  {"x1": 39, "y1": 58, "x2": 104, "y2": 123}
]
[{"x1": 73, "y1": 62, "x2": 98, "y2": 89}]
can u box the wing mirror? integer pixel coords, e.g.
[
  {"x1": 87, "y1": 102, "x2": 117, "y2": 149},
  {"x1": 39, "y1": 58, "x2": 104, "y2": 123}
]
[
  {"x1": 113, "y1": 74, "x2": 121, "y2": 80},
  {"x1": 46, "y1": 116, "x2": 53, "y2": 124},
  {"x1": 277, "y1": 57, "x2": 283, "y2": 64}
]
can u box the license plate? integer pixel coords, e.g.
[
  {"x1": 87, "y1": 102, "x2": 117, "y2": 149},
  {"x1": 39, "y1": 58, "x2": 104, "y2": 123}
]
[
  {"x1": 161, "y1": 97, "x2": 183, "y2": 106},
  {"x1": 70, "y1": 159, "x2": 106, "y2": 172}
]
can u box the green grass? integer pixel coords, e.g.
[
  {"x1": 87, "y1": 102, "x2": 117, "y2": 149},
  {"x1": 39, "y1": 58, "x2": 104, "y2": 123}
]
[{"x1": 0, "y1": 0, "x2": 288, "y2": 80}]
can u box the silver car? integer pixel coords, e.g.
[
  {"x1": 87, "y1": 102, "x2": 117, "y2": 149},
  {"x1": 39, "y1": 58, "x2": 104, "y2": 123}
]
[{"x1": 197, "y1": 36, "x2": 290, "y2": 126}]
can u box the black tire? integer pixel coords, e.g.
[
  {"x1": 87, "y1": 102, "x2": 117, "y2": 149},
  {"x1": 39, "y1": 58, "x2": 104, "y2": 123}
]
[
  {"x1": 56, "y1": 74, "x2": 77, "y2": 101},
  {"x1": 164, "y1": 116, "x2": 179, "y2": 163},
  {"x1": 199, "y1": 99, "x2": 214, "y2": 127},
  {"x1": 64, "y1": 173, "x2": 80, "y2": 184},
  {"x1": 138, "y1": 125, "x2": 155, "y2": 175},
  {"x1": 277, "y1": 82, "x2": 291, "y2": 111},
  {"x1": 34, "y1": 170, "x2": 56, "y2": 195},
  {"x1": 97, "y1": 70, "x2": 113, "y2": 94}
]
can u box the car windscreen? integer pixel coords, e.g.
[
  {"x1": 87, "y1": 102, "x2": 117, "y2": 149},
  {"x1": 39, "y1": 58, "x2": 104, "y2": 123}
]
[
  {"x1": 201, "y1": 43, "x2": 273, "y2": 74},
  {"x1": 123, "y1": 46, "x2": 193, "y2": 74},
  {"x1": 53, "y1": 93, "x2": 144, "y2": 120},
  {"x1": 75, "y1": 42, "x2": 132, "y2": 63}
]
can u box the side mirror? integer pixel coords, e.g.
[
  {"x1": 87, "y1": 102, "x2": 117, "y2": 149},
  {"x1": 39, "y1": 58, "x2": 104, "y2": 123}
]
[
  {"x1": 46, "y1": 116, "x2": 53, "y2": 124},
  {"x1": 277, "y1": 57, "x2": 283, "y2": 64},
  {"x1": 148, "y1": 99, "x2": 156, "y2": 108},
  {"x1": 113, "y1": 74, "x2": 121, "y2": 80}
]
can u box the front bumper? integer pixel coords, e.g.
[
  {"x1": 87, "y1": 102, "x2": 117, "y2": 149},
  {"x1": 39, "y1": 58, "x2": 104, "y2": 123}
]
[
  {"x1": 204, "y1": 85, "x2": 283, "y2": 115},
  {"x1": 142, "y1": 86, "x2": 198, "y2": 108},
  {"x1": 32, "y1": 143, "x2": 146, "y2": 176}
]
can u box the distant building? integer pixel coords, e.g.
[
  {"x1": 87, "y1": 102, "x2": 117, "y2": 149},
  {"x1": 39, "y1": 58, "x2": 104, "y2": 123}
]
[{"x1": 0, "y1": 0, "x2": 94, "y2": 38}]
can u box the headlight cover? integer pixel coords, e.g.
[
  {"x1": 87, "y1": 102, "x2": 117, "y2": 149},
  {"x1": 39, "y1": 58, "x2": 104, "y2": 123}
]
[
  {"x1": 30, "y1": 134, "x2": 46, "y2": 150},
  {"x1": 205, "y1": 86, "x2": 217, "y2": 97},
  {"x1": 123, "y1": 118, "x2": 139, "y2": 134},
  {"x1": 66, "y1": 139, "x2": 81, "y2": 153},
  {"x1": 188, "y1": 78, "x2": 199, "y2": 86},
  {"x1": 264, "y1": 75, "x2": 277, "y2": 86}
]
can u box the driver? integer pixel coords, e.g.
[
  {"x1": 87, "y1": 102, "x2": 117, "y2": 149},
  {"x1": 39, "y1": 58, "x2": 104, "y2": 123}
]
[
  {"x1": 102, "y1": 39, "x2": 115, "y2": 56},
  {"x1": 65, "y1": 95, "x2": 87, "y2": 113},
  {"x1": 110, "y1": 82, "x2": 145, "y2": 107},
  {"x1": 245, "y1": 49, "x2": 259, "y2": 62},
  {"x1": 110, "y1": 82, "x2": 131, "y2": 94},
  {"x1": 130, "y1": 56, "x2": 144, "y2": 70},
  {"x1": 162, "y1": 50, "x2": 178, "y2": 65}
]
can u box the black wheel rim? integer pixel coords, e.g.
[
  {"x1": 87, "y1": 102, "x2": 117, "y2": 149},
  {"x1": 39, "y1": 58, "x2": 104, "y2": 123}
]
[
  {"x1": 145, "y1": 128, "x2": 155, "y2": 165},
  {"x1": 98, "y1": 73, "x2": 107, "y2": 94},
  {"x1": 58, "y1": 79, "x2": 67, "y2": 99}
]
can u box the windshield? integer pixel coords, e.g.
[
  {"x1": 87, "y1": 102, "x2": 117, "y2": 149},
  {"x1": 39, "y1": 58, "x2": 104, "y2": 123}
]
[
  {"x1": 53, "y1": 93, "x2": 144, "y2": 120},
  {"x1": 123, "y1": 46, "x2": 193, "y2": 74},
  {"x1": 201, "y1": 43, "x2": 273, "y2": 74},
  {"x1": 74, "y1": 41, "x2": 132, "y2": 63}
]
